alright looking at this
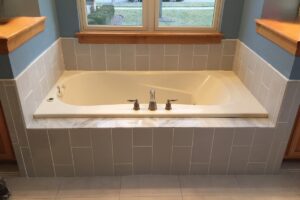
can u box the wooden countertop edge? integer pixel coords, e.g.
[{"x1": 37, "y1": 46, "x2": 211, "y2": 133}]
[
  {"x1": 0, "y1": 17, "x2": 46, "y2": 54},
  {"x1": 76, "y1": 31, "x2": 224, "y2": 44},
  {"x1": 256, "y1": 19, "x2": 300, "y2": 56}
]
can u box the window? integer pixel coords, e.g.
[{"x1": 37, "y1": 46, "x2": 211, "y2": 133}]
[{"x1": 77, "y1": 0, "x2": 223, "y2": 32}]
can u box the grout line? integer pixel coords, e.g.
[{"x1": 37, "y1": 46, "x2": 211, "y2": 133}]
[
  {"x1": 208, "y1": 128, "x2": 215, "y2": 174},
  {"x1": 131, "y1": 128, "x2": 134, "y2": 175},
  {"x1": 69, "y1": 129, "x2": 76, "y2": 176},
  {"x1": 188, "y1": 128, "x2": 195, "y2": 174},
  {"x1": 246, "y1": 128, "x2": 256, "y2": 172},
  {"x1": 151, "y1": 128, "x2": 154, "y2": 175},
  {"x1": 89, "y1": 129, "x2": 96, "y2": 176},
  {"x1": 169, "y1": 128, "x2": 175, "y2": 175},
  {"x1": 47, "y1": 130, "x2": 57, "y2": 177},
  {"x1": 19, "y1": 147, "x2": 29, "y2": 177},
  {"x1": 110, "y1": 128, "x2": 115, "y2": 176},
  {"x1": 226, "y1": 128, "x2": 236, "y2": 174}
]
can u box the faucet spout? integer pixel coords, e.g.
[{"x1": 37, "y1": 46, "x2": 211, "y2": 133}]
[{"x1": 148, "y1": 89, "x2": 157, "y2": 111}]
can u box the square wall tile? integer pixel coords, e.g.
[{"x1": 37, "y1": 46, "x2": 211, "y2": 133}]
[
  {"x1": 70, "y1": 129, "x2": 91, "y2": 147},
  {"x1": 210, "y1": 128, "x2": 234, "y2": 174},
  {"x1": 191, "y1": 128, "x2": 214, "y2": 163},
  {"x1": 153, "y1": 128, "x2": 173, "y2": 174},
  {"x1": 61, "y1": 39, "x2": 76, "y2": 70},
  {"x1": 77, "y1": 54, "x2": 92, "y2": 70},
  {"x1": 75, "y1": 41, "x2": 90, "y2": 55},
  {"x1": 27, "y1": 130, "x2": 55, "y2": 177},
  {"x1": 72, "y1": 147, "x2": 94, "y2": 176},
  {"x1": 91, "y1": 44, "x2": 106, "y2": 70},
  {"x1": 121, "y1": 44, "x2": 135, "y2": 70},
  {"x1": 150, "y1": 55, "x2": 164, "y2": 70},
  {"x1": 173, "y1": 128, "x2": 193, "y2": 146},
  {"x1": 91, "y1": 128, "x2": 114, "y2": 176},
  {"x1": 193, "y1": 56, "x2": 207, "y2": 70},
  {"x1": 20, "y1": 147, "x2": 35, "y2": 177},
  {"x1": 136, "y1": 44, "x2": 149, "y2": 55},
  {"x1": 207, "y1": 44, "x2": 222, "y2": 70},
  {"x1": 190, "y1": 163, "x2": 209, "y2": 175},
  {"x1": 165, "y1": 45, "x2": 180, "y2": 55},
  {"x1": 194, "y1": 45, "x2": 209, "y2": 55},
  {"x1": 136, "y1": 56, "x2": 149, "y2": 71},
  {"x1": 48, "y1": 129, "x2": 72, "y2": 165},
  {"x1": 112, "y1": 129, "x2": 133, "y2": 163},
  {"x1": 233, "y1": 128, "x2": 255, "y2": 146},
  {"x1": 150, "y1": 45, "x2": 164, "y2": 56},
  {"x1": 171, "y1": 147, "x2": 191, "y2": 174},
  {"x1": 164, "y1": 56, "x2": 178, "y2": 71},
  {"x1": 106, "y1": 44, "x2": 121, "y2": 55},
  {"x1": 107, "y1": 55, "x2": 121, "y2": 70},
  {"x1": 115, "y1": 164, "x2": 132, "y2": 176},
  {"x1": 222, "y1": 40, "x2": 237, "y2": 55},
  {"x1": 228, "y1": 146, "x2": 250, "y2": 174},
  {"x1": 133, "y1": 128, "x2": 152, "y2": 146},
  {"x1": 55, "y1": 165, "x2": 75, "y2": 177},
  {"x1": 133, "y1": 147, "x2": 152, "y2": 174}
]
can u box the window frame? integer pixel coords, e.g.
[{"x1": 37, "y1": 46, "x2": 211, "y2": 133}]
[{"x1": 77, "y1": 0, "x2": 224, "y2": 32}]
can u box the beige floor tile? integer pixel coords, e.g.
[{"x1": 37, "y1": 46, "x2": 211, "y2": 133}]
[
  {"x1": 57, "y1": 177, "x2": 121, "y2": 198},
  {"x1": 120, "y1": 175, "x2": 181, "y2": 197},
  {"x1": 6, "y1": 178, "x2": 60, "y2": 199}
]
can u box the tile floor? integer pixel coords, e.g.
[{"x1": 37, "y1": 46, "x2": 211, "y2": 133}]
[{"x1": 3, "y1": 174, "x2": 300, "y2": 200}]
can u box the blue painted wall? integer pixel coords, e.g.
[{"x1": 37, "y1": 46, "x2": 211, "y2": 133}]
[
  {"x1": 55, "y1": 0, "x2": 80, "y2": 37},
  {"x1": 0, "y1": 0, "x2": 60, "y2": 79},
  {"x1": 239, "y1": 0, "x2": 299, "y2": 79},
  {"x1": 221, "y1": 0, "x2": 245, "y2": 39}
]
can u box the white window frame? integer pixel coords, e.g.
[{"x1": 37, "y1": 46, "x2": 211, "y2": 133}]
[{"x1": 77, "y1": 0, "x2": 224, "y2": 32}]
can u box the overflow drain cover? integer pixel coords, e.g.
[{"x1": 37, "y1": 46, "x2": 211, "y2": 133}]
[{"x1": 47, "y1": 98, "x2": 54, "y2": 102}]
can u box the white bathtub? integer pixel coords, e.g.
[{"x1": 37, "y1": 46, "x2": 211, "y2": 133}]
[{"x1": 34, "y1": 71, "x2": 268, "y2": 118}]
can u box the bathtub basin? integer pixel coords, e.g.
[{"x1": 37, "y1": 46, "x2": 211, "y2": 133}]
[{"x1": 34, "y1": 71, "x2": 268, "y2": 118}]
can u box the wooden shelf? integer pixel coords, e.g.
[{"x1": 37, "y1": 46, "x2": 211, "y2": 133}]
[
  {"x1": 256, "y1": 19, "x2": 300, "y2": 56},
  {"x1": 76, "y1": 31, "x2": 223, "y2": 44},
  {"x1": 0, "y1": 17, "x2": 46, "y2": 54}
]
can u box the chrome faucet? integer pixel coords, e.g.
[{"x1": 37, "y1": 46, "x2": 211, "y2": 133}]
[{"x1": 148, "y1": 89, "x2": 157, "y2": 111}]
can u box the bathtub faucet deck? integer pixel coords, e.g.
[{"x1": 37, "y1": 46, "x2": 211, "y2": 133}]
[{"x1": 34, "y1": 71, "x2": 268, "y2": 118}]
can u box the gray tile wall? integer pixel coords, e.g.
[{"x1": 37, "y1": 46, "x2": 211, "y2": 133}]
[
  {"x1": 61, "y1": 38, "x2": 237, "y2": 71},
  {"x1": 5, "y1": 126, "x2": 298, "y2": 177}
]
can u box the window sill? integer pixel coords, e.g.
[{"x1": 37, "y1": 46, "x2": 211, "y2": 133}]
[
  {"x1": 256, "y1": 19, "x2": 300, "y2": 56},
  {"x1": 0, "y1": 17, "x2": 46, "y2": 54},
  {"x1": 76, "y1": 31, "x2": 223, "y2": 44}
]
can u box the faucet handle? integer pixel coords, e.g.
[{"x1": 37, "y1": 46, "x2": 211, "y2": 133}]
[
  {"x1": 128, "y1": 99, "x2": 140, "y2": 111},
  {"x1": 165, "y1": 99, "x2": 178, "y2": 111}
]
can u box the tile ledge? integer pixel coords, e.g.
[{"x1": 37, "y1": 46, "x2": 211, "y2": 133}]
[{"x1": 27, "y1": 118, "x2": 275, "y2": 129}]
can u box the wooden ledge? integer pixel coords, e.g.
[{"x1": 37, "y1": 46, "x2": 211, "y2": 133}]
[
  {"x1": 76, "y1": 31, "x2": 223, "y2": 44},
  {"x1": 0, "y1": 17, "x2": 46, "y2": 54},
  {"x1": 256, "y1": 19, "x2": 300, "y2": 56}
]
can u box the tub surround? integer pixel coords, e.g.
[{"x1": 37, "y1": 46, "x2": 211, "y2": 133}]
[
  {"x1": 0, "y1": 17, "x2": 46, "y2": 54},
  {"x1": 256, "y1": 19, "x2": 300, "y2": 56}
]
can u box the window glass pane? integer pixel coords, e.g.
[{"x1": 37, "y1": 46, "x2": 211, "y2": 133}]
[
  {"x1": 158, "y1": 0, "x2": 216, "y2": 27},
  {"x1": 86, "y1": 0, "x2": 143, "y2": 26}
]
